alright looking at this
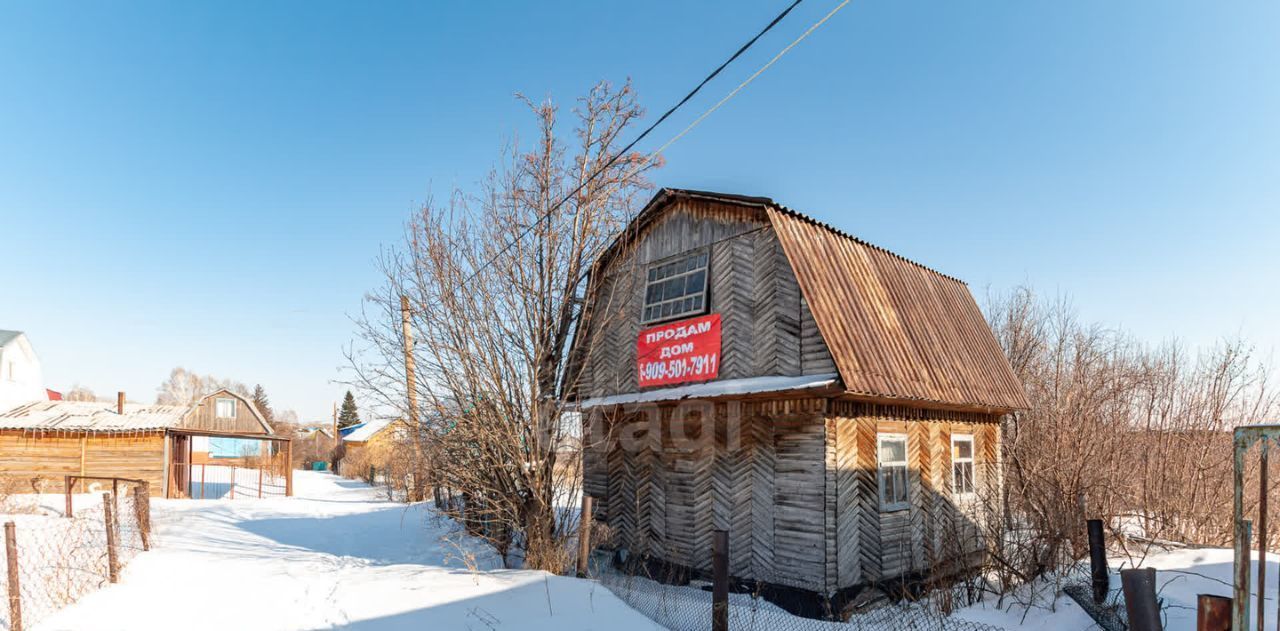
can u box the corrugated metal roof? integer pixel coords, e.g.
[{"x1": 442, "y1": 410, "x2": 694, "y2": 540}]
[
  {"x1": 0, "y1": 400, "x2": 188, "y2": 432},
  {"x1": 0, "y1": 330, "x2": 22, "y2": 347},
  {"x1": 765, "y1": 204, "x2": 1029, "y2": 412}
]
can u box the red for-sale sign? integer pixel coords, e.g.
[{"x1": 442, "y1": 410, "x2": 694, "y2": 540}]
[{"x1": 636, "y1": 313, "x2": 721, "y2": 388}]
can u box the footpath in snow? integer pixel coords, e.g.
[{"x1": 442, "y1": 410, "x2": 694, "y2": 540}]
[{"x1": 36, "y1": 471, "x2": 658, "y2": 631}]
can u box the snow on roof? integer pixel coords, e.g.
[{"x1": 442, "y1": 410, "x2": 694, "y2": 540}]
[
  {"x1": 0, "y1": 399, "x2": 190, "y2": 432},
  {"x1": 578, "y1": 373, "x2": 840, "y2": 408},
  {"x1": 343, "y1": 418, "x2": 397, "y2": 443}
]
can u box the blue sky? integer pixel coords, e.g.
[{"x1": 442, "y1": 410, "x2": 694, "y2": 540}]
[{"x1": 2, "y1": 1, "x2": 1277, "y2": 421}]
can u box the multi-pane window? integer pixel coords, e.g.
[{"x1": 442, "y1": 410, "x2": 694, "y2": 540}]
[
  {"x1": 952, "y1": 434, "x2": 975, "y2": 496},
  {"x1": 642, "y1": 251, "x2": 709, "y2": 324},
  {"x1": 215, "y1": 397, "x2": 237, "y2": 419},
  {"x1": 877, "y1": 434, "x2": 909, "y2": 511}
]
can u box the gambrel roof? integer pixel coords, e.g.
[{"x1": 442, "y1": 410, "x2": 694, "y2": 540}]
[{"x1": 583, "y1": 188, "x2": 1029, "y2": 413}]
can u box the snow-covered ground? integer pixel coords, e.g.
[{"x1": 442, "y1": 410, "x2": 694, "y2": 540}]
[
  {"x1": 26, "y1": 472, "x2": 1279, "y2": 630},
  {"x1": 34, "y1": 471, "x2": 658, "y2": 631}
]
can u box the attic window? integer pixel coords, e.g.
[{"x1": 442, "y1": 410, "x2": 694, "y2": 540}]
[
  {"x1": 642, "y1": 250, "x2": 709, "y2": 324},
  {"x1": 215, "y1": 397, "x2": 237, "y2": 419}
]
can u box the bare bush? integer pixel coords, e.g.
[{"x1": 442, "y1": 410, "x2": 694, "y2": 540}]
[{"x1": 983, "y1": 286, "x2": 1277, "y2": 588}]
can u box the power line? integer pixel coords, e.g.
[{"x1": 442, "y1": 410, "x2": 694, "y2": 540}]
[
  {"x1": 464, "y1": 0, "x2": 806, "y2": 284},
  {"x1": 579, "y1": 0, "x2": 852, "y2": 289}
]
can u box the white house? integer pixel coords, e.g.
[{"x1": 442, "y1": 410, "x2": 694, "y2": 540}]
[{"x1": 0, "y1": 330, "x2": 46, "y2": 411}]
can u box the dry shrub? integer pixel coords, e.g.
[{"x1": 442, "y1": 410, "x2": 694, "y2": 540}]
[{"x1": 980, "y1": 286, "x2": 1277, "y2": 593}]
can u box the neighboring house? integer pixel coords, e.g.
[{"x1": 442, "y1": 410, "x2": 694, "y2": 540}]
[
  {"x1": 569, "y1": 189, "x2": 1028, "y2": 610},
  {"x1": 0, "y1": 388, "x2": 292, "y2": 498},
  {"x1": 337, "y1": 418, "x2": 405, "y2": 478},
  {"x1": 342, "y1": 418, "x2": 401, "y2": 458},
  {"x1": 0, "y1": 330, "x2": 47, "y2": 411}
]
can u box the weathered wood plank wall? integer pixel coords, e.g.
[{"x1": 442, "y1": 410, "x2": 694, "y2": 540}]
[
  {"x1": 0, "y1": 430, "x2": 166, "y2": 491},
  {"x1": 581, "y1": 199, "x2": 835, "y2": 400},
  {"x1": 828, "y1": 402, "x2": 1002, "y2": 588},
  {"x1": 589, "y1": 399, "x2": 1004, "y2": 595},
  {"x1": 178, "y1": 395, "x2": 269, "y2": 435}
]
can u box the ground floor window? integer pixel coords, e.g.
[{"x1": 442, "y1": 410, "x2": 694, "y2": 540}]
[
  {"x1": 877, "y1": 433, "x2": 909, "y2": 511},
  {"x1": 952, "y1": 434, "x2": 975, "y2": 496}
]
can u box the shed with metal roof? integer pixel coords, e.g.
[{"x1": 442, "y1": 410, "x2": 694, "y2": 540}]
[{"x1": 0, "y1": 389, "x2": 292, "y2": 498}]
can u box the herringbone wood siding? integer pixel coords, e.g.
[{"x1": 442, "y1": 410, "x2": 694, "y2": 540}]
[
  {"x1": 574, "y1": 199, "x2": 837, "y2": 401},
  {"x1": 587, "y1": 401, "x2": 1008, "y2": 594}
]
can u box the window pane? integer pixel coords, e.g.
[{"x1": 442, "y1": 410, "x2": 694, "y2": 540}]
[
  {"x1": 955, "y1": 438, "x2": 973, "y2": 460},
  {"x1": 665, "y1": 278, "x2": 684, "y2": 300},
  {"x1": 648, "y1": 267, "x2": 657, "y2": 281},
  {"x1": 686, "y1": 270, "x2": 706, "y2": 293},
  {"x1": 880, "y1": 438, "x2": 905, "y2": 463},
  {"x1": 692, "y1": 295, "x2": 704, "y2": 310}
]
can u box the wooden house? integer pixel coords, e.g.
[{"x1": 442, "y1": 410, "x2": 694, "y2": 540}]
[
  {"x1": 0, "y1": 389, "x2": 291, "y2": 498},
  {"x1": 570, "y1": 189, "x2": 1028, "y2": 608},
  {"x1": 337, "y1": 418, "x2": 404, "y2": 477}
]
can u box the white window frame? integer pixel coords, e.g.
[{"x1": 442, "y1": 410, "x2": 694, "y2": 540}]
[
  {"x1": 641, "y1": 250, "x2": 710, "y2": 324},
  {"x1": 877, "y1": 433, "x2": 910, "y2": 512},
  {"x1": 951, "y1": 434, "x2": 976, "y2": 497},
  {"x1": 215, "y1": 397, "x2": 237, "y2": 419}
]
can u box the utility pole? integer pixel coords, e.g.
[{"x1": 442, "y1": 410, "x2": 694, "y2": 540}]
[{"x1": 401, "y1": 294, "x2": 425, "y2": 501}]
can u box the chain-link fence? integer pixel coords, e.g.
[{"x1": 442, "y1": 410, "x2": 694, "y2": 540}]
[
  {"x1": 592, "y1": 552, "x2": 1002, "y2": 631},
  {"x1": 0, "y1": 481, "x2": 152, "y2": 631}
]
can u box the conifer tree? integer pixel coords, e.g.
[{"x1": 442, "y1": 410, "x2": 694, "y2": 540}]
[{"x1": 337, "y1": 390, "x2": 360, "y2": 428}]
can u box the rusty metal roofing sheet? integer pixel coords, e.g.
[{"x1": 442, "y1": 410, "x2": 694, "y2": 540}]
[{"x1": 765, "y1": 204, "x2": 1029, "y2": 411}]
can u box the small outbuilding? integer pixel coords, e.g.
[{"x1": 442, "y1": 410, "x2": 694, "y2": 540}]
[
  {"x1": 0, "y1": 389, "x2": 291, "y2": 498},
  {"x1": 570, "y1": 189, "x2": 1028, "y2": 608}
]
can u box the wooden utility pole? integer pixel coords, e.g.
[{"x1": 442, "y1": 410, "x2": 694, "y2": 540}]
[{"x1": 401, "y1": 294, "x2": 424, "y2": 501}]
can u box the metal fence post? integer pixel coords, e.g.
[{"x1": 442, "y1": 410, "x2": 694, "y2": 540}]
[
  {"x1": 1087, "y1": 519, "x2": 1108, "y2": 603},
  {"x1": 1258, "y1": 441, "x2": 1269, "y2": 631},
  {"x1": 1196, "y1": 594, "x2": 1231, "y2": 631},
  {"x1": 712, "y1": 529, "x2": 728, "y2": 631},
  {"x1": 1120, "y1": 568, "x2": 1161, "y2": 631},
  {"x1": 1235, "y1": 519, "x2": 1252, "y2": 630},
  {"x1": 577, "y1": 496, "x2": 593, "y2": 578},
  {"x1": 230, "y1": 465, "x2": 236, "y2": 499},
  {"x1": 103, "y1": 492, "x2": 119, "y2": 583},
  {"x1": 6, "y1": 521, "x2": 22, "y2": 631}
]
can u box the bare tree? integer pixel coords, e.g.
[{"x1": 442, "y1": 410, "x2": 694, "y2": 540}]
[
  {"x1": 155, "y1": 367, "x2": 249, "y2": 405},
  {"x1": 347, "y1": 80, "x2": 657, "y2": 571},
  {"x1": 63, "y1": 385, "x2": 100, "y2": 402}
]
